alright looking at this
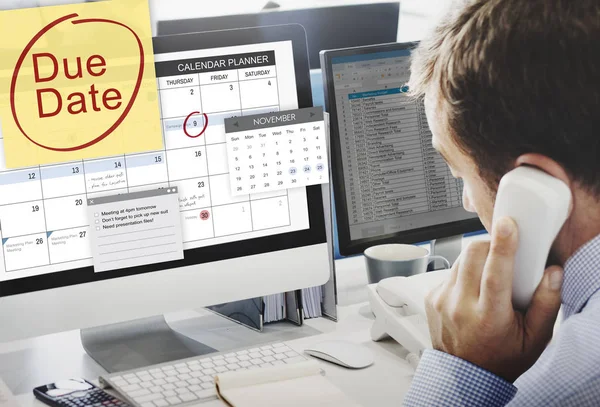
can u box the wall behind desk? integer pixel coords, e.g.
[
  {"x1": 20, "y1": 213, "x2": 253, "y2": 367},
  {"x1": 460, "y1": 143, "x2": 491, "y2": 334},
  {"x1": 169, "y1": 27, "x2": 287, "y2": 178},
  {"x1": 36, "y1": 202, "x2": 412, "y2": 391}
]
[{"x1": 4, "y1": 0, "x2": 453, "y2": 41}]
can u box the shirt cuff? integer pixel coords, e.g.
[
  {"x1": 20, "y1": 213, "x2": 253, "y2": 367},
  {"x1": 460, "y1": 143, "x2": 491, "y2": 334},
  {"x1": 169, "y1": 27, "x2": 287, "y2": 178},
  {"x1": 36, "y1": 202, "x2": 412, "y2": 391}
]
[{"x1": 403, "y1": 349, "x2": 517, "y2": 407}]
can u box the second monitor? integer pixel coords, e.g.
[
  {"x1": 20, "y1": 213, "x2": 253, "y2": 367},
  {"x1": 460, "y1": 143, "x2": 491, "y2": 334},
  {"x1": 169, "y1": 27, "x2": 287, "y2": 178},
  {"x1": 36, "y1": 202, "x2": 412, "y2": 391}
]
[{"x1": 321, "y1": 43, "x2": 483, "y2": 258}]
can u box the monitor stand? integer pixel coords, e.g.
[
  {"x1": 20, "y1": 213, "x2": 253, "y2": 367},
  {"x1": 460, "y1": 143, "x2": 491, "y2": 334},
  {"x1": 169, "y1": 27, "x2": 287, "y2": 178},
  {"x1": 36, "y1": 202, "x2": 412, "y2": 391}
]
[
  {"x1": 429, "y1": 235, "x2": 463, "y2": 270},
  {"x1": 81, "y1": 315, "x2": 217, "y2": 373}
]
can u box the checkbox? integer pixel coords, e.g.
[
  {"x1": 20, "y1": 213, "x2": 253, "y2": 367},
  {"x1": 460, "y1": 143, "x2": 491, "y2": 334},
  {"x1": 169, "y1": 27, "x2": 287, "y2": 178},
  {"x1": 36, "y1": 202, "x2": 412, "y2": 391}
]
[{"x1": 96, "y1": 226, "x2": 100, "y2": 231}]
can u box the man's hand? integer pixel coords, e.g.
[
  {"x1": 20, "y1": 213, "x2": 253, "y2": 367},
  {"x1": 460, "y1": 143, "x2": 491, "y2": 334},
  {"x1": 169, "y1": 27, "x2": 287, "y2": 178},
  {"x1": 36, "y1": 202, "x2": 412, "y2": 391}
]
[{"x1": 425, "y1": 217, "x2": 564, "y2": 382}]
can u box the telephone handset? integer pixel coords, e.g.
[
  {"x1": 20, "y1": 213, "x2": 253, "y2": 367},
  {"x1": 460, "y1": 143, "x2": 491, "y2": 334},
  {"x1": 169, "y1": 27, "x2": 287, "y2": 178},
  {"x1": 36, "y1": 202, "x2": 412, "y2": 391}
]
[
  {"x1": 368, "y1": 166, "x2": 571, "y2": 365},
  {"x1": 492, "y1": 166, "x2": 571, "y2": 309}
]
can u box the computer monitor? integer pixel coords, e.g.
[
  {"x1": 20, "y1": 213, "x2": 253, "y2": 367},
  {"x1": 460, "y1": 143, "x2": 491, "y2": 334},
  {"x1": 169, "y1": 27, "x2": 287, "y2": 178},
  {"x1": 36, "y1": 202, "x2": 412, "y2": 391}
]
[
  {"x1": 157, "y1": 3, "x2": 401, "y2": 70},
  {"x1": 0, "y1": 25, "x2": 329, "y2": 366},
  {"x1": 320, "y1": 42, "x2": 483, "y2": 259}
]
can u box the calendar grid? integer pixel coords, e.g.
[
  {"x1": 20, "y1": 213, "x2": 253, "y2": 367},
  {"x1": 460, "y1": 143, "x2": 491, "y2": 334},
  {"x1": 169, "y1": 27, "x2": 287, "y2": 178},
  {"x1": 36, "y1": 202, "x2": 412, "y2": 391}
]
[
  {"x1": 122, "y1": 154, "x2": 130, "y2": 193},
  {"x1": 225, "y1": 107, "x2": 328, "y2": 197},
  {"x1": 0, "y1": 193, "x2": 84, "y2": 207},
  {"x1": 248, "y1": 200, "x2": 255, "y2": 231},
  {"x1": 157, "y1": 75, "x2": 278, "y2": 93},
  {"x1": 286, "y1": 189, "x2": 292, "y2": 224},
  {"x1": 161, "y1": 122, "x2": 172, "y2": 189},
  {"x1": 2, "y1": 225, "x2": 92, "y2": 241},
  {"x1": 6, "y1": 257, "x2": 93, "y2": 274},
  {"x1": 0, "y1": 194, "x2": 49, "y2": 207},
  {"x1": 158, "y1": 51, "x2": 290, "y2": 237},
  {"x1": 202, "y1": 138, "x2": 217, "y2": 237},
  {"x1": 180, "y1": 220, "x2": 298, "y2": 245},
  {"x1": 273, "y1": 64, "x2": 281, "y2": 110},
  {"x1": 198, "y1": 71, "x2": 254, "y2": 236},
  {"x1": 0, "y1": 48, "x2": 308, "y2": 278},
  {"x1": 37, "y1": 163, "x2": 52, "y2": 263},
  {"x1": 1, "y1": 238, "x2": 6, "y2": 274},
  {"x1": 79, "y1": 159, "x2": 87, "y2": 193}
]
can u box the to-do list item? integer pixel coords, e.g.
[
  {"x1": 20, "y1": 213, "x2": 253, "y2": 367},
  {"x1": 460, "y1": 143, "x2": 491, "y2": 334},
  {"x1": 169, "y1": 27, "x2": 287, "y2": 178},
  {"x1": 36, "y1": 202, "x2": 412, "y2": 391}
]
[{"x1": 87, "y1": 188, "x2": 183, "y2": 272}]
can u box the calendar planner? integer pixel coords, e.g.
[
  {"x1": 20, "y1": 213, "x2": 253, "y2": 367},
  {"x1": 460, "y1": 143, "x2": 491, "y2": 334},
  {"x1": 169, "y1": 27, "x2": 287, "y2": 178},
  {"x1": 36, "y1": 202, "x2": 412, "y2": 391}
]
[
  {"x1": 0, "y1": 41, "x2": 311, "y2": 282},
  {"x1": 224, "y1": 107, "x2": 329, "y2": 196}
]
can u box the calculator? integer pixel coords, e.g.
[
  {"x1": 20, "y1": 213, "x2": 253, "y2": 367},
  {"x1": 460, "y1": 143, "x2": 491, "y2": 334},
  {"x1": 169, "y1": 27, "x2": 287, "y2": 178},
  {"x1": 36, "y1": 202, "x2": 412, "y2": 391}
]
[{"x1": 34, "y1": 379, "x2": 130, "y2": 407}]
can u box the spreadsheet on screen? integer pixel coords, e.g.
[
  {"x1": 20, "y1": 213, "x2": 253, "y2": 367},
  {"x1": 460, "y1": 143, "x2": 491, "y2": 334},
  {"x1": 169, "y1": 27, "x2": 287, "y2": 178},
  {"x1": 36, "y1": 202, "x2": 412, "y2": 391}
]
[{"x1": 331, "y1": 49, "x2": 473, "y2": 241}]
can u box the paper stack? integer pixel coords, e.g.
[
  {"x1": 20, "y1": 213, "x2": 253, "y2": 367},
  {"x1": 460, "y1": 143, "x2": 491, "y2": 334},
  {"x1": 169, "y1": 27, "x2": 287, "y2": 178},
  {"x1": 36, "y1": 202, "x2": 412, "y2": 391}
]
[
  {"x1": 263, "y1": 287, "x2": 323, "y2": 323},
  {"x1": 302, "y1": 286, "x2": 323, "y2": 319},
  {"x1": 263, "y1": 293, "x2": 285, "y2": 323}
]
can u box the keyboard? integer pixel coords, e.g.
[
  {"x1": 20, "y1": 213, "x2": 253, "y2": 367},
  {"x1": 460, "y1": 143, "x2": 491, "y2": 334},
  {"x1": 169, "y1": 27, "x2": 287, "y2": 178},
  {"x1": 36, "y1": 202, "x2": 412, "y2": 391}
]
[{"x1": 100, "y1": 343, "x2": 306, "y2": 406}]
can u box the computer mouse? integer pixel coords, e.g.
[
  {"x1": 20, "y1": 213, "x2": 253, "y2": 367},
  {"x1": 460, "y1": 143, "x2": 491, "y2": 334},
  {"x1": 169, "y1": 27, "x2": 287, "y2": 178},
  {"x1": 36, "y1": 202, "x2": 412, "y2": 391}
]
[{"x1": 304, "y1": 340, "x2": 374, "y2": 369}]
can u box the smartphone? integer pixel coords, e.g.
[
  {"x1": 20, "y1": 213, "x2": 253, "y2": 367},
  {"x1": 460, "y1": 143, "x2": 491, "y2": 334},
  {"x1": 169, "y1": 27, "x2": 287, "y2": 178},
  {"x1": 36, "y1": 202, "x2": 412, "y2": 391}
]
[{"x1": 33, "y1": 379, "x2": 130, "y2": 407}]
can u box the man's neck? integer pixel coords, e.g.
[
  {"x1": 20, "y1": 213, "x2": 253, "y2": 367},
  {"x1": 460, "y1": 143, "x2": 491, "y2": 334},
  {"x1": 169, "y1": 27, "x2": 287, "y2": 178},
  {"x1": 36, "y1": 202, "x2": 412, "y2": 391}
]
[{"x1": 554, "y1": 190, "x2": 600, "y2": 266}]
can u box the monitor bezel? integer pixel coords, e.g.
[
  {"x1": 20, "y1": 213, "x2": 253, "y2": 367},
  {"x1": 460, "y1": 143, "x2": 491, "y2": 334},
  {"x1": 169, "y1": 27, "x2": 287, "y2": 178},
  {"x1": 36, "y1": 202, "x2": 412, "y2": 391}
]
[
  {"x1": 156, "y1": 3, "x2": 401, "y2": 70},
  {"x1": 1, "y1": 24, "x2": 326, "y2": 298},
  {"x1": 320, "y1": 42, "x2": 483, "y2": 257}
]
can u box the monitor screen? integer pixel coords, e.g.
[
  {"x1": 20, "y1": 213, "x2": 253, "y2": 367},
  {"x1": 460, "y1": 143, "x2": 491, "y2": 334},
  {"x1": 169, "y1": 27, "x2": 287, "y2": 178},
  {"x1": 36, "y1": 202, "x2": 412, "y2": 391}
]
[
  {"x1": 157, "y1": 3, "x2": 401, "y2": 70},
  {"x1": 324, "y1": 44, "x2": 481, "y2": 255},
  {"x1": 0, "y1": 33, "x2": 324, "y2": 296}
]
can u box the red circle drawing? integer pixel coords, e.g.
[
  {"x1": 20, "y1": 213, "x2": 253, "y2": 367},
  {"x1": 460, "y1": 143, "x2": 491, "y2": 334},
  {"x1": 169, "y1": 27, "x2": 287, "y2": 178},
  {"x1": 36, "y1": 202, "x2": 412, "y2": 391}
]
[
  {"x1": 183, "y1": 112, "x2": 209, "y2": 138},
  {"x1": 200, "y1": 210, "x2": 210, "y2": 220},
  {"x1": 10, "y1": 13, "x2": 146, "y2": 152}
]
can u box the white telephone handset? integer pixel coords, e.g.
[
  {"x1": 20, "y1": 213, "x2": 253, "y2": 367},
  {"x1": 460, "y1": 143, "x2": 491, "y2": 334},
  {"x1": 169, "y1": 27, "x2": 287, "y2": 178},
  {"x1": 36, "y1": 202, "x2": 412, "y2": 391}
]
[
  {"x1": 368, "y1": 166, "x2": 571, "y2": 365},
  {"x1": 492, "y1": 166, "x2": 571, "y2": 310}
]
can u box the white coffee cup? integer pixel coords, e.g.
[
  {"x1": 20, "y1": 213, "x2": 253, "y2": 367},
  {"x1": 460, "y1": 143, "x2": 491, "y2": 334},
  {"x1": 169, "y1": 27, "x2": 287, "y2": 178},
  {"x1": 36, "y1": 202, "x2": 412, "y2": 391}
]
[{"x1": 364, "y1": 244, "x2": 450, "y2": 284}]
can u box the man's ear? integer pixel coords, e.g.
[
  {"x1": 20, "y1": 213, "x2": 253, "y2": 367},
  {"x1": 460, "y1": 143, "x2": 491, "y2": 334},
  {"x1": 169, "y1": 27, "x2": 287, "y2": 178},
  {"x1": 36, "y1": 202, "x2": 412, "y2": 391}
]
[
  {"x1": 514, "y1": 153, "x2": 574, "y2": 215},
  {"x1": 514, "y1": 154, "x2": 571, "y2": 186}
]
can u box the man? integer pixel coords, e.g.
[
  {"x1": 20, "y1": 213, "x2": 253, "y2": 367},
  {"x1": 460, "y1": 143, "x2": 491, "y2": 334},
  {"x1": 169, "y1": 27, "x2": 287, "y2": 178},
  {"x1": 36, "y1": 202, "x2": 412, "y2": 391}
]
[{"x1": 403, "y1": 0, "x2": 600, "y2": 405}]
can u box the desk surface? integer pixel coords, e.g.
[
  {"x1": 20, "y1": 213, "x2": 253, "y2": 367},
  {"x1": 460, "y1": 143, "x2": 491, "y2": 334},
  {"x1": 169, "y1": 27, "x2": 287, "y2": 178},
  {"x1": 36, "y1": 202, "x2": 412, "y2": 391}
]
[
  {"x1": 1, "y1": 234, "x2": 490, "y2": 406},
  {"x1": 0, "y1": 255, "x2": 416, "y2": 407},
  {"x1": 1, "y1": 235, "x2": 491, "y2": 407}
]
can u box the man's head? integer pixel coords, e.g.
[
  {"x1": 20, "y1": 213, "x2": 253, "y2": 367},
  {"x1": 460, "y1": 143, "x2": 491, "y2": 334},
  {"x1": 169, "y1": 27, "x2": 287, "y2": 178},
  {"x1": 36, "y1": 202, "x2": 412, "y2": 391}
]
[{"x1": 409, "y1": 0, "x2": 600, "y2": 233}]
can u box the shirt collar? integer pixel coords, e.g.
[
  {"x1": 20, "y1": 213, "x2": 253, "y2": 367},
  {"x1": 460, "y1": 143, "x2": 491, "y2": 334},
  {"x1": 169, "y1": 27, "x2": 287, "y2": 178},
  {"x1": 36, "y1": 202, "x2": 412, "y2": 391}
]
[{"x1": 562, "y1": 233, "x2": 600, "y2": 319}]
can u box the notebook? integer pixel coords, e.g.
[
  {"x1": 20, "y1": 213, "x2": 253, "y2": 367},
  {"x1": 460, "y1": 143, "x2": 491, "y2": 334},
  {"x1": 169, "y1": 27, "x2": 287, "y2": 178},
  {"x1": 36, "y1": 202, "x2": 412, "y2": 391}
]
[{"x1": 214, "y1": 361, "x2": 361, "y2": 407}]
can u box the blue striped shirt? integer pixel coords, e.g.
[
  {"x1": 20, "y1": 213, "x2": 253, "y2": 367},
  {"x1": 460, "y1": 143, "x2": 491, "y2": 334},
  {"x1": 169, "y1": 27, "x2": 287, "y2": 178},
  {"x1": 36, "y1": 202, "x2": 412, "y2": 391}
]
[{"x1": 404, "y1": 234, "x2": 600, "y2": 406}]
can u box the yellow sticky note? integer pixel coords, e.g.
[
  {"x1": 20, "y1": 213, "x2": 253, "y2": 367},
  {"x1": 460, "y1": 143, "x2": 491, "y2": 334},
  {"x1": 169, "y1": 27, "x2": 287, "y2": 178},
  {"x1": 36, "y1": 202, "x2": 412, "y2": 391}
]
[{"x1": 0, "y1": 0, "x2": 162, "y2": 168}]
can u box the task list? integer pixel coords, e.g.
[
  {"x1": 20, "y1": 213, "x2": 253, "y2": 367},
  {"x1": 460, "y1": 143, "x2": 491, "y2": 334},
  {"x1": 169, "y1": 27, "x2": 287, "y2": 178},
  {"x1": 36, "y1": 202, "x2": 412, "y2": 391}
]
[
  {"x1": 224, "y1": 107, "x2": 329, "y2": 196},
  {"x1": 87, "y1": 188, "x2": 184, "y2": 273}
]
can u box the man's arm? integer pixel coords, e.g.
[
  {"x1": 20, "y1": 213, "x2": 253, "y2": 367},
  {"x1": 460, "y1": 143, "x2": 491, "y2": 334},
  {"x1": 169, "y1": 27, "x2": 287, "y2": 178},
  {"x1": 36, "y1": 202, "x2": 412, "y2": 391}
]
[
  {"x1": 422, "y1": 217, "x2": 563, "y2": 382},
  {"x1": 403, "y1": 350, "x2": 516, "y2": 407},
  {"x1": 405, "y1": 297, "x2": 600, "y2": 406},
  {"x1": 402, "y1": 217, "x2": 564, "y2": 405}
]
